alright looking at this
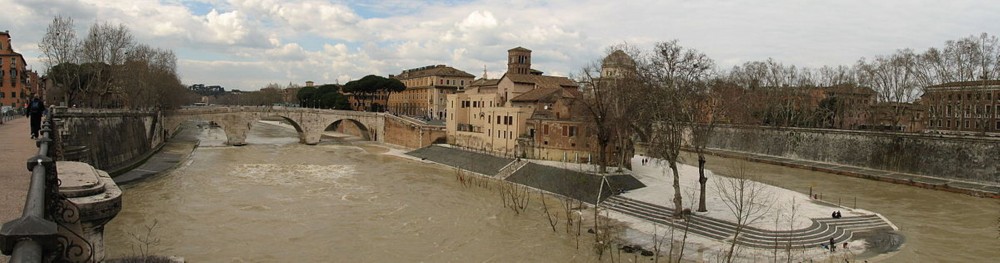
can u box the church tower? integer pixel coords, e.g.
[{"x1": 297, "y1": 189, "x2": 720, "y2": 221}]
[{"x1": 507, "y1": 47, "x2": 531, "y2": 75}]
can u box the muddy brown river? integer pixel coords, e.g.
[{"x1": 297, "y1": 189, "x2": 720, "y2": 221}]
[
  {"x1": 104, "y1": 122, "x2": 601, "y2": 262},
  {"x1": 103, "y1": 121, "x2": 1000, "y2": 262}
]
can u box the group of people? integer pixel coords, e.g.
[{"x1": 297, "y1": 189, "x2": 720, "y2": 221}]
[{"x1": 831, "y1": 210, "x2": 843, "y2": 219}]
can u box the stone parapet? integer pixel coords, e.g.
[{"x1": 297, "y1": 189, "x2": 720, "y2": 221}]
[{"x1": 57, "y1": 161, "x2": 122, "y2": 262}]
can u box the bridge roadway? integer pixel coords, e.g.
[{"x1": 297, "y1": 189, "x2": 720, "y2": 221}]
[{"x1": 168, "y1": 106, "x2": 386, "y2": 146}]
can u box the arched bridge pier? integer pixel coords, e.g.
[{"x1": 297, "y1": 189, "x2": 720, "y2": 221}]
[{"x1": 167, "y1": 106, "x2": 385, "y2": 146}]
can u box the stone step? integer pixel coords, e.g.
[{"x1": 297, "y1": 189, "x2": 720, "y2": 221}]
[{"x1": 602, "y1": 195, "x2": 893, "y2": 248}]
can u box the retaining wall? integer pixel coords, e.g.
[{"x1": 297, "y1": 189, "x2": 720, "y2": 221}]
[
  {"x1": 52, "y1": 108, "x2": 165, "y2": 175},
  {"x1": 705, "y1": 125, "x2": 1000, "y2": 184}
]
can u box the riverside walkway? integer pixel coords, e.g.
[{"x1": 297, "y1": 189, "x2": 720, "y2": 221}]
[
  {"x1": 0, "y1": 117, "x2": 35, "y2": 262},
  {"x1": 603, "y1": 195, "x2": 895, "y2": 249}
]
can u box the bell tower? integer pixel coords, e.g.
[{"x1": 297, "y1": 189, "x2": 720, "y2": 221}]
[{"x1": 507, "y1": 47, "x2": 531, "y2": 75}]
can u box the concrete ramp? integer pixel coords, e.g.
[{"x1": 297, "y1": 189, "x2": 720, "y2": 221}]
[
  {"x1": 406, "y1": 145, "x2": 514, "y2": 176},
  {"x1": 506, "y1": 163, "x2": 645, "y2": 204}
]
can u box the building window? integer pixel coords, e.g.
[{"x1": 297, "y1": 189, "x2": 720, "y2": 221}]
[
  {"x1": 543, "y1": 124, "x2": 549, "y2": 135},
  {"x1": 965, "y1": 120, "x2": 970, "y2": 128},
  {"x1": 569, "y1": 126, "x2": 577, "y2": 137}
]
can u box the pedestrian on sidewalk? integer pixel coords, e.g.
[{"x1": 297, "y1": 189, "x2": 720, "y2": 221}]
[
  {"x1": 25, "y1": 94, "x2": 46, "y2": 139},
  {"x1": 829, "y1": 237, "x2": 836, "y2": 252}
]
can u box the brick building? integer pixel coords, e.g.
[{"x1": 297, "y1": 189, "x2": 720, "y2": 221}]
[
  {"x1": 388, "y1": 65, "x2": 474, "y2": 120},
  {"x1": 448, "y1": 47, "x2": 627, "y2": 164},
  {"x1": 819, "y1": 84, "x2": 876, "y2": 129},
  {"x1": 922, "y1": 80, "x2": 1000, "y2": 135},
  {"x1": 866, "y1": 101, "x2": 925, "y2": 132},
  {"x1": 0, "y1": 31, "x2": 31, "y2": 109}
]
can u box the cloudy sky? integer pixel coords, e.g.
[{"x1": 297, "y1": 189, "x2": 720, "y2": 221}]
[{"x1": 2, "y1": 0, "x2": 999, "y2": 90}]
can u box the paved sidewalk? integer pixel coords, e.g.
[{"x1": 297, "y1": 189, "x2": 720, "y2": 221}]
[
  {"x1": 701, "y1": 148, "x2": 1000, "y2": 198},
  {"x1": 0, "y1": 117, "x2": 36, "y2": 221},
  {"x1": 0, "y1": 117, "x2": 37, "y2": 261}
]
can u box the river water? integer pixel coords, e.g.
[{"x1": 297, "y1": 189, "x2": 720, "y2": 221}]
[
  {"x1": 680, "y1": 152, "x2": 1000, "y2": 262},
  {"x1": 103, "y1": 122, "x2": 600, "y2": 262},
  {"x1": 103, "y1": 120, "x2": 1000, "y2": 262}
]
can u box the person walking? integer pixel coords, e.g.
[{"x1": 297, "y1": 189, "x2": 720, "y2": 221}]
[{"x1": 25, "y1": 94, "x2": 46, "y2": 139}]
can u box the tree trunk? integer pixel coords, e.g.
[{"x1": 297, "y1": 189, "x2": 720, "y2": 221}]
[
  {"x1": 697, "y1": 152, "x2": 708, "y2": 212},
  {"x1": 598, "y1": 141, "x2": 608, "y2": 174},
  {"x1": 670, "y1": 161, "x2": 683, "y2": 218}
]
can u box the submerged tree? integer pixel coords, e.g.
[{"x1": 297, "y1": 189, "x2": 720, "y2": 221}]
[{"x1": 716, "y1": 160, "x2": 774, "y2": 262}]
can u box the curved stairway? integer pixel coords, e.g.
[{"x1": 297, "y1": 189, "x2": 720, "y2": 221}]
[{"x1": 602, "y1": 195, "x2": 894, "y2": 249}]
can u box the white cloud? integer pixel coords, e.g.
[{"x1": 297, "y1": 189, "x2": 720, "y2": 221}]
[{"x1": 3, "y1": 0, "x2": 1000, "y2": 90}]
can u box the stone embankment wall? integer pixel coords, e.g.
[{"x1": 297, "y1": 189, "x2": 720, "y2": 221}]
[
  {"x1": 705, "y1": 125, "x2": 1000, "y2": 184},
  {"x1": 384, "y1": 115, "x2": 446, "y2": 149},
  {"x1": 53, "y1": 107, "x2": 165, "y2": 175}
]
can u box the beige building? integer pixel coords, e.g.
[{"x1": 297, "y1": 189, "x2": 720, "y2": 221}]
[
  {"x1": 922, "y1": 80, "x2": 1000, "y2": 135},
  {"x1": 447, "y1": 47, "x2": 616, "y2": 162},
  {"x1": 389, "y1": 65, "x2": 474, "y2": 120}
]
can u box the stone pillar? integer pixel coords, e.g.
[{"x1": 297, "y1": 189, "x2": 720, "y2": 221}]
[{"x1": 57, "y1": 161, "x2": 122, "y2": 262}]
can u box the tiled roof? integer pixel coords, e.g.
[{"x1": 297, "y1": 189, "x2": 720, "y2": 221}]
[
  {"x1": 395, "y1": 65, "x2": 475, "y2": 79},
  {"x1": 509, "y1": 46, "x2": 531, "y2": 52},
  {"x1": 469, "y1": 78, "x2": 500, "y2": 87},
  {"x1": 927, "y1": 80, "x2": 1000, "y2": 88},
  {"x1": 511, "y1": 88, "x2": 561, "y2": 102},
  {"x1": 505, "y1": 74, "x2": 578, "y2": 89},
  {"x1": 511, "y1": 87, "x2": 582, "y2": 102},
  {"x1": 602, "y1": 50, "x2": 636, "y2": 68}
]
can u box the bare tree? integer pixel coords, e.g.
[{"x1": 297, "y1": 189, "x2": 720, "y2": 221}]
[
  {"x1": 80, "y1": 21, "x2": 135, "y2": 107},
  {"x1": 784, "y1": 197, "x2": 800, "y2": 263},
  {"x1": 857, "y1": 49, "x2": 922, "y2": 129},
  {"x1": 715, "y1": 160, "x2": 774, "y2": 263},
  {"x1": 38, "y1": 15, "x2": 80, "y2": 105},
  {"x1": 689, "y1": 77, "x2": 727, "y2": 212},
  {"x1": 639, "y1": 40, "x2": 714, "y2": 218},
  {"x1": 576, "y1": 45, "x2": 642, "y2": 173}
]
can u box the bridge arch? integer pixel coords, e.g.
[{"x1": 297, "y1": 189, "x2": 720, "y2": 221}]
[
  {"x1": 325, "y1": 118, "x2": 373, "y2": 141},
  {"x1": 259, "y1": 114, "x2": 309, "y2": 144},
  {"x1": 171, "y1": 107, "x2": 385, "y2": 146}
]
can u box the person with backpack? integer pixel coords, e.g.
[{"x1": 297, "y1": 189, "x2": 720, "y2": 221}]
[{"x1": 25, "y1": 94, "x2": 46, "y2": 139}]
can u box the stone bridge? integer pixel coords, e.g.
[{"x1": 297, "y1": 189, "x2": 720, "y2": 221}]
[{"x1": 167, "y1": 106, "x2": 385, "y2": 146}]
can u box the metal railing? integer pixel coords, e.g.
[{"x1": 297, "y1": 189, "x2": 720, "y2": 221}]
[
  {"x1": 0, "y1": 115, "x2": 57, "y2": 262},
  {"x1": 0, "y1": 112, "x2": 94, "y2": 263},
  {"x1": 0, "y1": 110, "x2": 21, "y2": 124}
]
